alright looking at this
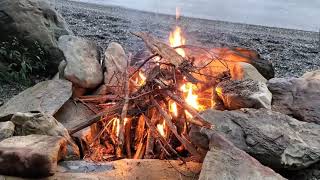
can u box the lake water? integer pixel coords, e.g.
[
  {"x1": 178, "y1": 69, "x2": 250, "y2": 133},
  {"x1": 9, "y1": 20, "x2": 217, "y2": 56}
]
[{"x1": 73, "y1": 0, "x2": 320, "y2": 31}]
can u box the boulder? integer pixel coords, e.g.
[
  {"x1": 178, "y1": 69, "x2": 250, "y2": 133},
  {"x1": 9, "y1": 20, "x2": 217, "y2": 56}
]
[
  {"x1": 216, "y1": 79, "x2": 272, "y2": 110},
  {"x1": 0, "y1": 0, "x2": 71, "y2": 75},
  {"x1": 10, "y1": 112, "x2": 80, "y2": 160},
  {"x1": 232, "y1": 62, "x2": 267, "y2": 83},
  {"x1": 11, "y1": 112, "x2": 69, "y2": 137},
  {"x1": 199, "y1": 131, "x2": 285, "y2": 180},
  {"x1": 0, "y1": 121, "x2": 14, "y2": 141},
  {"x1": 191, "y1": 108, "x2": 320, "y2": 170},
  {"x1": 268, "y1": 77, "x2": 320, "y2": 124},
  {"x1": 302, "y1": 70, "x2": 320, "y2": 80},
  {"x1": 0, "y1": 135, "x2": 67, "y2": 178},
  {"x1": 58, "y1": 35, "x2": 103, "y2": 89},
  {"x1": 0, "y1": 79, "x2": 72, "y2": 118},
  {"x1": 104, "y1": 42, "x2": 127, "y2": 93}
]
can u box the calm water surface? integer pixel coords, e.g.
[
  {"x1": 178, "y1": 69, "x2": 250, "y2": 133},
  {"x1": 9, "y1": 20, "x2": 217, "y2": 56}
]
[{"x1": 73, "y1": 0, "x2": 320, "y2": 31}]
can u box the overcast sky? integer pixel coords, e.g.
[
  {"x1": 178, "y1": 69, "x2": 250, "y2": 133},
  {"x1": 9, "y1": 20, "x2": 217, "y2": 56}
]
[{"x1": 75, "y1": 0, "x2": 320, "y2": 31}]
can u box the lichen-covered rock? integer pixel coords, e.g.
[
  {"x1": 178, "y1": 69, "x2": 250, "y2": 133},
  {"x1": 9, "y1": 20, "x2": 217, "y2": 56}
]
[
  {"x1": 0, "y1": 80, "x2": 72, "y2": 118},
  {"x1": 0, "y1": 0, "x2": 72, "y2": 75},
  {"x1": 268, "y1": 76, "x2": 320, "y2": 124},
  {"x1": 191, "y1": 108, "x2": 320, "y2": 170},
  {"x1": 0, "y1": 121, "x2": 14, "y2": 141},
  {"x1": 58, "y1": 35, "x2": 103, "y2": 89},
  {"x1": 216, "y1": 79, "x2": 272, "y2": 110},
  {"x1": 0, "y1": 135, "x2": 67, "y2": 178}
]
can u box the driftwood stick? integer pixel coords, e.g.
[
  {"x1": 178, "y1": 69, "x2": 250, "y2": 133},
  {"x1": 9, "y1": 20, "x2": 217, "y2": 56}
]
[
  {"x1": 132, "y1": 32, "x2": 184, "y2": 67},
  {"x1": 134, "y1": 115, "x2": 146, "y2": 149},
  {"x1": 133, "y1": 135, "x2": 146, "y2": 159},
  {"x1": 124, "y1": 117, "x2": 132, "y2": 158},
  {"x1": 152, "y1": 98, "x2": 202, "y2": 158},
  {"x1": 117, "y1": 58, "x2": 131, "y2": 158},
  {"x1": 163, "y1": 90, "x2": 214, "y2": 129},
  {"x1": 69, "y1": 104, "x2": 122, "y2": 135},
  {"x1": 145, "y1": 129, "x2": 155, "y2": 159},
  {"x1": 78, "y1": 95, "x2": 119, "y2": 103},
  {"x1": 142, "y1": 114, "x2": 181, "y2": 159}
]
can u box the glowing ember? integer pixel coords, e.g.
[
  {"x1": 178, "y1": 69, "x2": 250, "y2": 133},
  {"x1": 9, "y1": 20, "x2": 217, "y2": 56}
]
[
  {"x1": 169, "y1": 7, "x2": 186, "y2": 57},
  {"x1": 169, "y1": 101, "x2": 178, "y2": 117},
  {"x1": 157, "y1": 121, "x2": 166, "y2": 137}
]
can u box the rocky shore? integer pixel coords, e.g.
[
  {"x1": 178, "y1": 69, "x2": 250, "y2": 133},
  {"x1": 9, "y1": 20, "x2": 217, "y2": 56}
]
[
  {"x1": 53, "y1": 0, "x2": 319, "y2": 78},
  {"x1": 1, "y1": 0, "x2": 319, "y2": 103}
]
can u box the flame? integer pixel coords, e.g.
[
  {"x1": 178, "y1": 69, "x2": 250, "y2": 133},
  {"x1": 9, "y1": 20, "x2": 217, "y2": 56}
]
[
  {"x1": 181, "y1": 83, "x2": 204, "y2": 118},
  {"x1": 112, "y1": 118, "x2": 120, "y2": 137},
  {"x1": 169, "y1": 7, "x2": 186, "y2": 57},
  {"x1": 169, "y1": 101, "x2": 178, "y2": 117},
  {"x1": 169, "y1": 26, "x2": 186, "y2": 57},
  {"x1": 135, "y1": 71, "x2": 147, "y2": 86},
  {"x1": 157, "y1": 121, "x2": 166, "y2": 137}
]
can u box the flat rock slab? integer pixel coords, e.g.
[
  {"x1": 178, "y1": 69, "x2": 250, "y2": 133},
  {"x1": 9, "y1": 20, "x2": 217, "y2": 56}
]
[
  {"x1": 0, "y1": 80, "x2": 72, "y2": 118},
  {"x1": 0, "y1": 135, "x2": 67, "y2": 178},
  {"x1": 191, "y1": 108, "x2": 320, "y2": 170},
  {"x1": 199, "y1": 131, "x2": 284, "y2": 180},
  {"x1": 0, "y1": 159, "x2": 201, "y2": 180},
  {"x1": 268, "y1": 76, "x2": 320, "y2": 124},
  {"x1": 54, "y1": 100, "x2": 94, "y2": 130}
]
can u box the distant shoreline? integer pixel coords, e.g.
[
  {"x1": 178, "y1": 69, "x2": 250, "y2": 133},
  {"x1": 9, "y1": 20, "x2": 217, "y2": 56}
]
[{"x1": 70, "y1": 0, "x2": 320, "y2": 32}]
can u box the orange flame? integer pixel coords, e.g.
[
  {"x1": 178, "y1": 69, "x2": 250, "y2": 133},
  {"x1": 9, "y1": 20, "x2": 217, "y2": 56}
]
[
  {"x1": 157, "y1": 121, "x2": 166, "y2": 137},
  {"x1": 181, "y1": 83, "x2": 204, "y2": 118},
  {"x1": 169, "y1": 101, "x2": 178, "y2": 117},
  {"x1": 135, "y1": 71, "x2": 147, "y2": 86},
  {"x1": 169, "y1": 7, "x2": 186, "y2": 57}
]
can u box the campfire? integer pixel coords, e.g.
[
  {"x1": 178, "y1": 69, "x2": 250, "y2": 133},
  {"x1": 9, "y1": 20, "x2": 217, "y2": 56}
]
[{"x1": 68, "y1": 13, "x2": 235, "y2": 162}]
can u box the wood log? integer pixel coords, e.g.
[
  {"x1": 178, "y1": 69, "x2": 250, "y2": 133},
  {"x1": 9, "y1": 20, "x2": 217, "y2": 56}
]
[
  {"x1": 68, "y1": 104, "x2": 122, "y2": 135},
  {"x1": 163, "y1": 90, "x2": 214, "y2": 129},
  {"x1": 152, "y1": 98, "x2": 202, "y2": 159},
  {"x1": 132, "y1": 32, "x2": 184, "y2": 67},
  {"x1": 134, "y1": 115, "x2": 146, "y2": 149},
  {"x1": 124, "y1": 117, "x2": 132, "y2": 158},
  {"x1": 142, "y1": 114, "x2": 181, "y2": 159}
]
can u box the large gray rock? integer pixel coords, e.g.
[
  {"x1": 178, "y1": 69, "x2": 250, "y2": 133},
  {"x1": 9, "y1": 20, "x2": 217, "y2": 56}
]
[
  {"x1": 0, "y1": 0, "x2": 71, "y2": 75},
  {"x1": 0, "y1": 80, "x2": 72, "y2": 118},
  {"x1": 10, "y1": 112, "x2": 80, "y2": 160},
  {"x1": 104, "y1": 42, "x2": 127, "y2": 93},
  {"x1": 58, "y1": 35, "x2": 103, "y2": 89},
  {"x1": 199, "y1": 131, "x2": 285, "y2": 180},
  {"x1": 0, "y1": 121, "x2": 14, "y2": 141},
  {"x1": 302, "y1": 70, "x2": 320, "y2": 80},
  {"x1": 216, "y1": 79, "x2": 272, "y2": 110},
  {"x1": 268, "y1": 76, "x2": 320, "y2": 124},
  {"x1": 0, "y1": 135, "x2": 67, "y2": 178},
  {"x1": 191, "y1": 108, "x2": 320, "y2": 170},
  {"x1": 231, "y1": 62, "x2": 267, "y2": 83}
]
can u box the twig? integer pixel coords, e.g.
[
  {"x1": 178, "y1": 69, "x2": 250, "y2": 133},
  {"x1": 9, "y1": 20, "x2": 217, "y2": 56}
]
[
  {"x1": 152, "y1": 98, "x2": 203, "y2": 159},
  {"x1": 68, "y1": 103, "x2": 122, "y2": 135}
]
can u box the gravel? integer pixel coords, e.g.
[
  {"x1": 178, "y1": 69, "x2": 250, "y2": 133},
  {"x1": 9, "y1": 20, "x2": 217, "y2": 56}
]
[{"x1": 1, "y1": 0, "x2": 319, "y2": 103}]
